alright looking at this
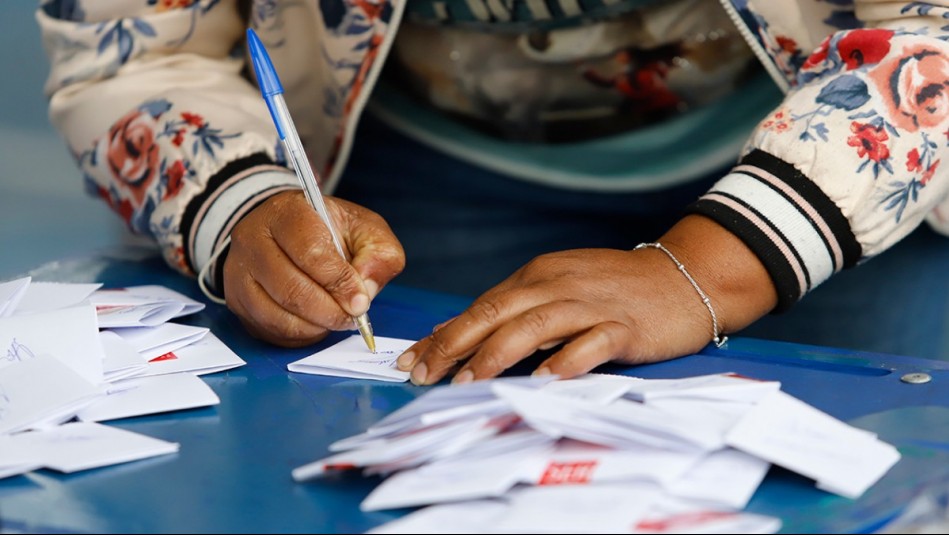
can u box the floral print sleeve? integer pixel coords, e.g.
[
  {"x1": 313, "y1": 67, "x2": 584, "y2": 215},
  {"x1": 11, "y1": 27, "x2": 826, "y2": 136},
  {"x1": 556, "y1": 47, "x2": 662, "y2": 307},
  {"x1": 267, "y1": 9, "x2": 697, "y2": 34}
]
[
  {"x1": 687, "y1": 3, "x2": 949, "y2": 311},
  {"x1": 37, "y1": 0, "x2": 299, "y2": 288}
]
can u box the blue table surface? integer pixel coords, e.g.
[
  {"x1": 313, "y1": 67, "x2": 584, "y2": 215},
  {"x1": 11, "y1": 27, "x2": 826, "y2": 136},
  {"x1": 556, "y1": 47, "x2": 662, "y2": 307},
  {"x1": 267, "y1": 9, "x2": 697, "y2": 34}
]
[{"x1": 2, "y1": 247, "x2": 948, "y2": 534}]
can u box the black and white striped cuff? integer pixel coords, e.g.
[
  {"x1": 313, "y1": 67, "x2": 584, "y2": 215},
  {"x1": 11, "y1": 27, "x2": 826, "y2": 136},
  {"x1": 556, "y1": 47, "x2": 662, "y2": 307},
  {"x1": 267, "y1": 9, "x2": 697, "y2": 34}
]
[
  {"x1": 686, "y1": 149, "x2": 862, "y2": 312},
  {"x1": 181, "y1": 154, "x2": 300, "y2": 294}
]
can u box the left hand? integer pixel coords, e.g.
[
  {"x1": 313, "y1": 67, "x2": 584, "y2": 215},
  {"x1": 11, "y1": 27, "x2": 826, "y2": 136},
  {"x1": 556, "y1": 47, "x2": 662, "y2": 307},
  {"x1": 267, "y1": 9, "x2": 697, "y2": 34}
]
[
  {"x1": 396, "y1": 215, "x2": 778, "y2": 385},
  {"x1": 395, "y1": 247, "x2": 710, "y2": 385}
]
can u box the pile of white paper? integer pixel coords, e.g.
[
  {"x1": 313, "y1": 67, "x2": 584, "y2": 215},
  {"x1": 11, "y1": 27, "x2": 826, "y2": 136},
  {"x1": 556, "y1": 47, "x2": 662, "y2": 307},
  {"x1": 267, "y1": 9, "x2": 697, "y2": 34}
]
[
  {"x1": 0, "y1": 276, "x2": 245, "y2": 479},
  {"x1": 293, "y1": 372, "x2": 901, "y2": 534}
]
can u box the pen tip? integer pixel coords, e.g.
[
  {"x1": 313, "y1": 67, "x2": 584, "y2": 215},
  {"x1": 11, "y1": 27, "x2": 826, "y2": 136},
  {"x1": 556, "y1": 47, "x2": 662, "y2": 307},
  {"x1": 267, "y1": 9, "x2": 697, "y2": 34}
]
[{"x1": 354, "y1": 314, "x2": 376, "y2": 353}]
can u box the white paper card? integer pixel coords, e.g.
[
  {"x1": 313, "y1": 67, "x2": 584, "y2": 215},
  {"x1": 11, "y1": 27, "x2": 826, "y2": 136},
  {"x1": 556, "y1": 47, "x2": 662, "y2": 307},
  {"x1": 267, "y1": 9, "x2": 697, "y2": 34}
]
[
  {"x1": 109, "y1": 322, "x2": 209, "y2": 361},
  {"x1": 0, "y1": 353, "x2": 104, "y2": 435},
  {"x1": 77, "y1": 372, "x2": 219, "y2": 422},
  {"x1": 725, "y1": 390, "x2": 900, "y2": 499},
  {"x1": 99, "y1": 331, "x2": 148, "y2": 383},
  {"x1": 0, "y1": 304, "x2": 106, "y2": 385},
  {"x1": 14, "y1": 282, "x2": 102, "y2": 315},
  {"x1": 4, "y1": 421, "x2": 179, "y2": 473},
  {"x1": 288, "y1": 335, "x2": 413, "y2": 382},
  {"x1": 0, "y1": 277, "x2": 31, "y2": 318},
  {"x1": 140, "y1": 332, "x2": 245, "y2": 377}
]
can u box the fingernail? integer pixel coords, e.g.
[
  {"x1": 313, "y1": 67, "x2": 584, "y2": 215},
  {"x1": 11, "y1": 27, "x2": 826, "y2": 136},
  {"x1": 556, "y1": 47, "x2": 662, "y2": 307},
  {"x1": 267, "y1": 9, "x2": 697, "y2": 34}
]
[
  {"x1": 410, "y1": 362, "x2": 428, "y2": 385},
  {"x1": 533, "y1": 366, "x2": 552, "y2": 377},
  {"x1": 396, "y1": 351, "x2": 415, "y2": 370},
  {"x1": 452, "y1": 369, "x2": 474, "y2": 385},
  {"x1": 350, "y1": 293, "x2": 369, "y2": 316},
  {"x1": 364, "y1": 279, "x2": 379, "y2": 300}
]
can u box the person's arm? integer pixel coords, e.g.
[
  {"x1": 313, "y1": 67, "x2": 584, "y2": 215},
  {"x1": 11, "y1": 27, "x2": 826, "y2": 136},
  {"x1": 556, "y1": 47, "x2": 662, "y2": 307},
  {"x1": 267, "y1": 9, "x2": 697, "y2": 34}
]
[
  {"x1": 398, "y1": 3, "x2": 949, "y2": 385},
  {"x1": 38, "y1": 1, "x2": 406, "y2": 346},
  {"x1": 690, "y1": 7, "x2": 949, "y2": 312},
  {"x1": 38, "y1": 1, "x2": 299, "y2": 290}
]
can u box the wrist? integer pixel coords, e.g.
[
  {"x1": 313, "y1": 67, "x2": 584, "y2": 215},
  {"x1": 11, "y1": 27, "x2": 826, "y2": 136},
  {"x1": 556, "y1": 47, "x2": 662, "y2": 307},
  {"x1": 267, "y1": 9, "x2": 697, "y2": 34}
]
[
  {"x1": 183, "y1": 158, "x2": 300, "y2": 296},
  {"x1": 657, "y1": 214, "x2": 778, "y2": 336}
]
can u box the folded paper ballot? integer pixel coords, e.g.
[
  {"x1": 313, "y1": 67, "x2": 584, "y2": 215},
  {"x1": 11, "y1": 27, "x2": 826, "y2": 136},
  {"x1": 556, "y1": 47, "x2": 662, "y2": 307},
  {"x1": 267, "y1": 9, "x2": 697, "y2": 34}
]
[
  {"x1": 294, "y1": 372, "x2": 901, "y2": 534},
  {"x1": 89, "y1": 285, "x2": 205, "y2": 328},
  {"x1": 288, "y1": 335, "x2": 414, "y2": 382},
  {"x1": 0, "y1": 422, "x2": 178, "y2": 474},
  {"x1": 0, "y1": 276, "x2": 243, "y2": 480},
  {"x1": 140, "y1": 332, "x2": 246, "y2": 377},
  {"x1": 77, "y1": 372, "x2": 220, "y2": 423}
]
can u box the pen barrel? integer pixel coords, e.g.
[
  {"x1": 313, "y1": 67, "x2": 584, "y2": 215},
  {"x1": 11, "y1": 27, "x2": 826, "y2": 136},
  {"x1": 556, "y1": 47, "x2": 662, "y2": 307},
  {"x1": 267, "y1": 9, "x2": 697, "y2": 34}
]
[{"x1": 273, "y1": 96, "x2": 348, "y2": 259}]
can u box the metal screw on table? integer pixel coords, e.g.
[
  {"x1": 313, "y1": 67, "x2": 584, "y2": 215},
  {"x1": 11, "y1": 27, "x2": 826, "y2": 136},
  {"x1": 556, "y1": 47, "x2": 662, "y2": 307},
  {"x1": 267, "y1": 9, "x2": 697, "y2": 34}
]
[{"x1": 900, "y1": 372, "x2": 932, "y2": 384}]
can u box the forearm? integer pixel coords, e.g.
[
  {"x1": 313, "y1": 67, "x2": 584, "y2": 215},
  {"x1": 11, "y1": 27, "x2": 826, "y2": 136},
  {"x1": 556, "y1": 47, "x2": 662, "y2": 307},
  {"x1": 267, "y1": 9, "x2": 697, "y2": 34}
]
[{"x1": 38, "y1": 1, "x2": 296, "y2": 281}]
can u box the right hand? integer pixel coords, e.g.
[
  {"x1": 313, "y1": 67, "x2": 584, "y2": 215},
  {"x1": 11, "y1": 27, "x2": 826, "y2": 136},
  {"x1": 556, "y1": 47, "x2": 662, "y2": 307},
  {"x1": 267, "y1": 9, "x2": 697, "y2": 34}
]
[{"x1": 223, "y1": 190, "x2": 405, "y2": 347}]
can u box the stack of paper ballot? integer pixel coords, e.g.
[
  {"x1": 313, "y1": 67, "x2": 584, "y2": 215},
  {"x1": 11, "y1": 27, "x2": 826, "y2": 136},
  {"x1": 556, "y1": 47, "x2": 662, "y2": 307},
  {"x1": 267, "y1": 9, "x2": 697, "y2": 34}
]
[
  {"x1": 292, "y1": 371, "x2": 902, "y2": 534},
  {"x1": 0, "y1": 276, "x2": 245, "y2": 479}
]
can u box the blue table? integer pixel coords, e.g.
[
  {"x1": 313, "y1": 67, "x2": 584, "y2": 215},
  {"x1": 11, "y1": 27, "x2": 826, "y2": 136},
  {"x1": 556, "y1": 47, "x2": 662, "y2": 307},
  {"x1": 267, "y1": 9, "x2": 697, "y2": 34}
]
[{"x1": 2, "y1": 247, "x2": 948, "y2": 533}]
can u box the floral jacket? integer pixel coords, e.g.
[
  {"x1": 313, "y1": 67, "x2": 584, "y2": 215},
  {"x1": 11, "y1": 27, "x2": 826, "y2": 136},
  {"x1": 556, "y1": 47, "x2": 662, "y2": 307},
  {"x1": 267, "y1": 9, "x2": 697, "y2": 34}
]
[{"x1": 37, "y1": 0, "x2": 949, "y2": 310}]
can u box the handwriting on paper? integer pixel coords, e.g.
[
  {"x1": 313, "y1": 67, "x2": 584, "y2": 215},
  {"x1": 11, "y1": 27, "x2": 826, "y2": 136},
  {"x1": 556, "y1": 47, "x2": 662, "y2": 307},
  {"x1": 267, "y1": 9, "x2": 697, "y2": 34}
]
[
  {"x1": 5, "y1": 338, "x2": 35, "y2": 363},
  {"x1": 287, "y1": 335, "x2": 415, "y2": 382},
  {"x1": 354, "y1": 350, "x2": 400, "y2": 368}
]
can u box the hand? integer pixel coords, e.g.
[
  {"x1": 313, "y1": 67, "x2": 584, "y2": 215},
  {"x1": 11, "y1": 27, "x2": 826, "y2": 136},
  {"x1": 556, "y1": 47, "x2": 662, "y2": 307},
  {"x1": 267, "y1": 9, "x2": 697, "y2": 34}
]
[
  {"x1": 223, "y1": 190, "x2": 405, "y2": 347},
  {"x1": 397, "y1": 215, "x2": 777, "y2": 385}
]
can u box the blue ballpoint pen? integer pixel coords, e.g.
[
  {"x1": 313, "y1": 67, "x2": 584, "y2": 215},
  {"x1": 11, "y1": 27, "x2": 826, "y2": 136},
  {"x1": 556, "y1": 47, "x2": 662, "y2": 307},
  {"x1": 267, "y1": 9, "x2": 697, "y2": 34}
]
[{"x1": 246, "y1": 28, "x2": 376, "y2": 353}]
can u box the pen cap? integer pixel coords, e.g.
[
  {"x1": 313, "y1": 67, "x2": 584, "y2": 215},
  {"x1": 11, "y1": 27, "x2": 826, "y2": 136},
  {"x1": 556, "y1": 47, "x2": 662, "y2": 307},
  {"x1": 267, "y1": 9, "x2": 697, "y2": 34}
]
[{"x1": 246, "y1": 28, "x2": 286, "y2": 138}]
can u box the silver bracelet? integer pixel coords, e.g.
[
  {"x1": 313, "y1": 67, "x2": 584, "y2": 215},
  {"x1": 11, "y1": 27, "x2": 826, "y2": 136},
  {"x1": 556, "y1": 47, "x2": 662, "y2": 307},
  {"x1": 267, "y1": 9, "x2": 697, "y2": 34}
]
[{"x1": 635, "y1": 242, "x2": 728, "y2": 348}]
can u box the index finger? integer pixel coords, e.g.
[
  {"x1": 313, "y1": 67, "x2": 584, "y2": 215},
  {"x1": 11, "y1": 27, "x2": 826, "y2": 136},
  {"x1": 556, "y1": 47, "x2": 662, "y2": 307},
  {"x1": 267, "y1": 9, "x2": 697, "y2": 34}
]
[{"x1": 401, "y1": 288, "x2": 539, "y2": 385}]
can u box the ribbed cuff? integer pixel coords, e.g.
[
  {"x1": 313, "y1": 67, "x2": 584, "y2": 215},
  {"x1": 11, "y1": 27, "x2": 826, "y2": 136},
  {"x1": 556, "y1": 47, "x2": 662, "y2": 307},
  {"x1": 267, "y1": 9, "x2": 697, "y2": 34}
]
[
  {"x1": 181, "y1": 154, "x2": 300, "y2": 295},
  {"x1": 685, "y1": 149, "x2": 862, "y2": 312}
]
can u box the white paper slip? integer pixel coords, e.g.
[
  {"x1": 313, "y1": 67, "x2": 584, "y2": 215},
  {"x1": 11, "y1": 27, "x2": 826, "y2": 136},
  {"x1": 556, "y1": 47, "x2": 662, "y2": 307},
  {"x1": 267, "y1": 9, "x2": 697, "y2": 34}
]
[
  {"x1": 99, "y1": 331, "x2": 148, "y2": 383},
  {"x1": 13, "y1": 282, "x2": 102, "y2": 315},
  {"x1": 366, "y1": 499, "x2": 509, "y2": 534},
  {"x1": 288, "y1": 335, "x2": 414, "y2": 382},
  {"x1": 664, "y1": 448, "x2": 771, "y2": 510},
  {"x1": 492, "y1": 383, "x2": 724, "y2": 451},
  {"x1": 140, "y1": 332, "x2": 246, "y2": 377},
  {"x1": 494, "y1": 483, "x2": 661, "y2": 534},
  {"x1": 90, "y1": 285, "x2": 205, "y2": 328},
  {"x1": 355, "y1": 375, "x2": 556, "y2": 443},
  {"x1": 0, "y1": 304, "x2": 106, "y2": 385},
  {"x1": 0, "y1": 435, "x2": 43, "y2": 480},
  {"x1": 77, "y1": 372, "x2": 220, "y2": 422},
  {"x1": 294, "y1": 417, "x2": 499, "y2": 482},
  {"x1": 632, "y1": 496, "x2": 782, "y2": 534},
  {"x1": 360, "y1": 444, "x2": 551, "y2": 511},
  {"x1": 109, "y1": 322, "x2": 210, "y2": 361},
  {"x1": 125, "y1": 285, "x2": 206, "y2": 316},
  {"x1": 622, "y1": 373, "x2": 781, "y2": 404},
  {"x1": 725, "y1": 390, "x2": 901, "y2": 499},
  {"x1": 0, "y1": 276, "x2": 31, "y2": 318},
  {"x1": 520, "y1": 439, "x2": 704, "y2": 489},
  {"x1": 0, "y1": 353, "x2": 104, "y2": 435},
  {"x1": 4, "y1": 421, "x2": 179, "y2": 473},
  {"x1": 0, "y1": 463, "x2": 43, "y2": 480}
]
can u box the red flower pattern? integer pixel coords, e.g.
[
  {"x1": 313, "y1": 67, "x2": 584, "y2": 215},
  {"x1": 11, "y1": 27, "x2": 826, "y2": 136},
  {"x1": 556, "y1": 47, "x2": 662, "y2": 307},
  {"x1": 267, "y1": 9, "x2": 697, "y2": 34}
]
[
  {"x1": 181, "y1": 112, "x2": 204, "y2": 128},
  {"x1": 847, "y1": 121, "x2": 890, "y2": 162},
  {"x1": 164, "y1": 160, "x2": 186, "y2": 199},
  {"x1": 838, "y1": 29, "x2": 894, "y2": 70},
  {"x1": 106, "y1": 108, "x2": 160, "y2": 207}
]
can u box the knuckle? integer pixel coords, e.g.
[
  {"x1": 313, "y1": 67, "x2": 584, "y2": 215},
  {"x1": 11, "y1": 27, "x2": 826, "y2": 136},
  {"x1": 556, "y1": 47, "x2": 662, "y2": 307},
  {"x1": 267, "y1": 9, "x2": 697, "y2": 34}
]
[
  {"x1": 317, "y1": 259, "x2": 357, "y2": 296},
  {"x1": 472, "y1": 349, "x2": 508, "y2": 375},
  {"x1": 519, "y1": 309, "x2": 550, "y2": 336},
  {"x1": 425, "y1": 331, "x2": 460, "y2": 365},
  {"x1": 468, "y1": 299, "x2": 504, "y2": 326},
  {"x1": 279, "y1": 277, "x2": 315, "y2": 314}
]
